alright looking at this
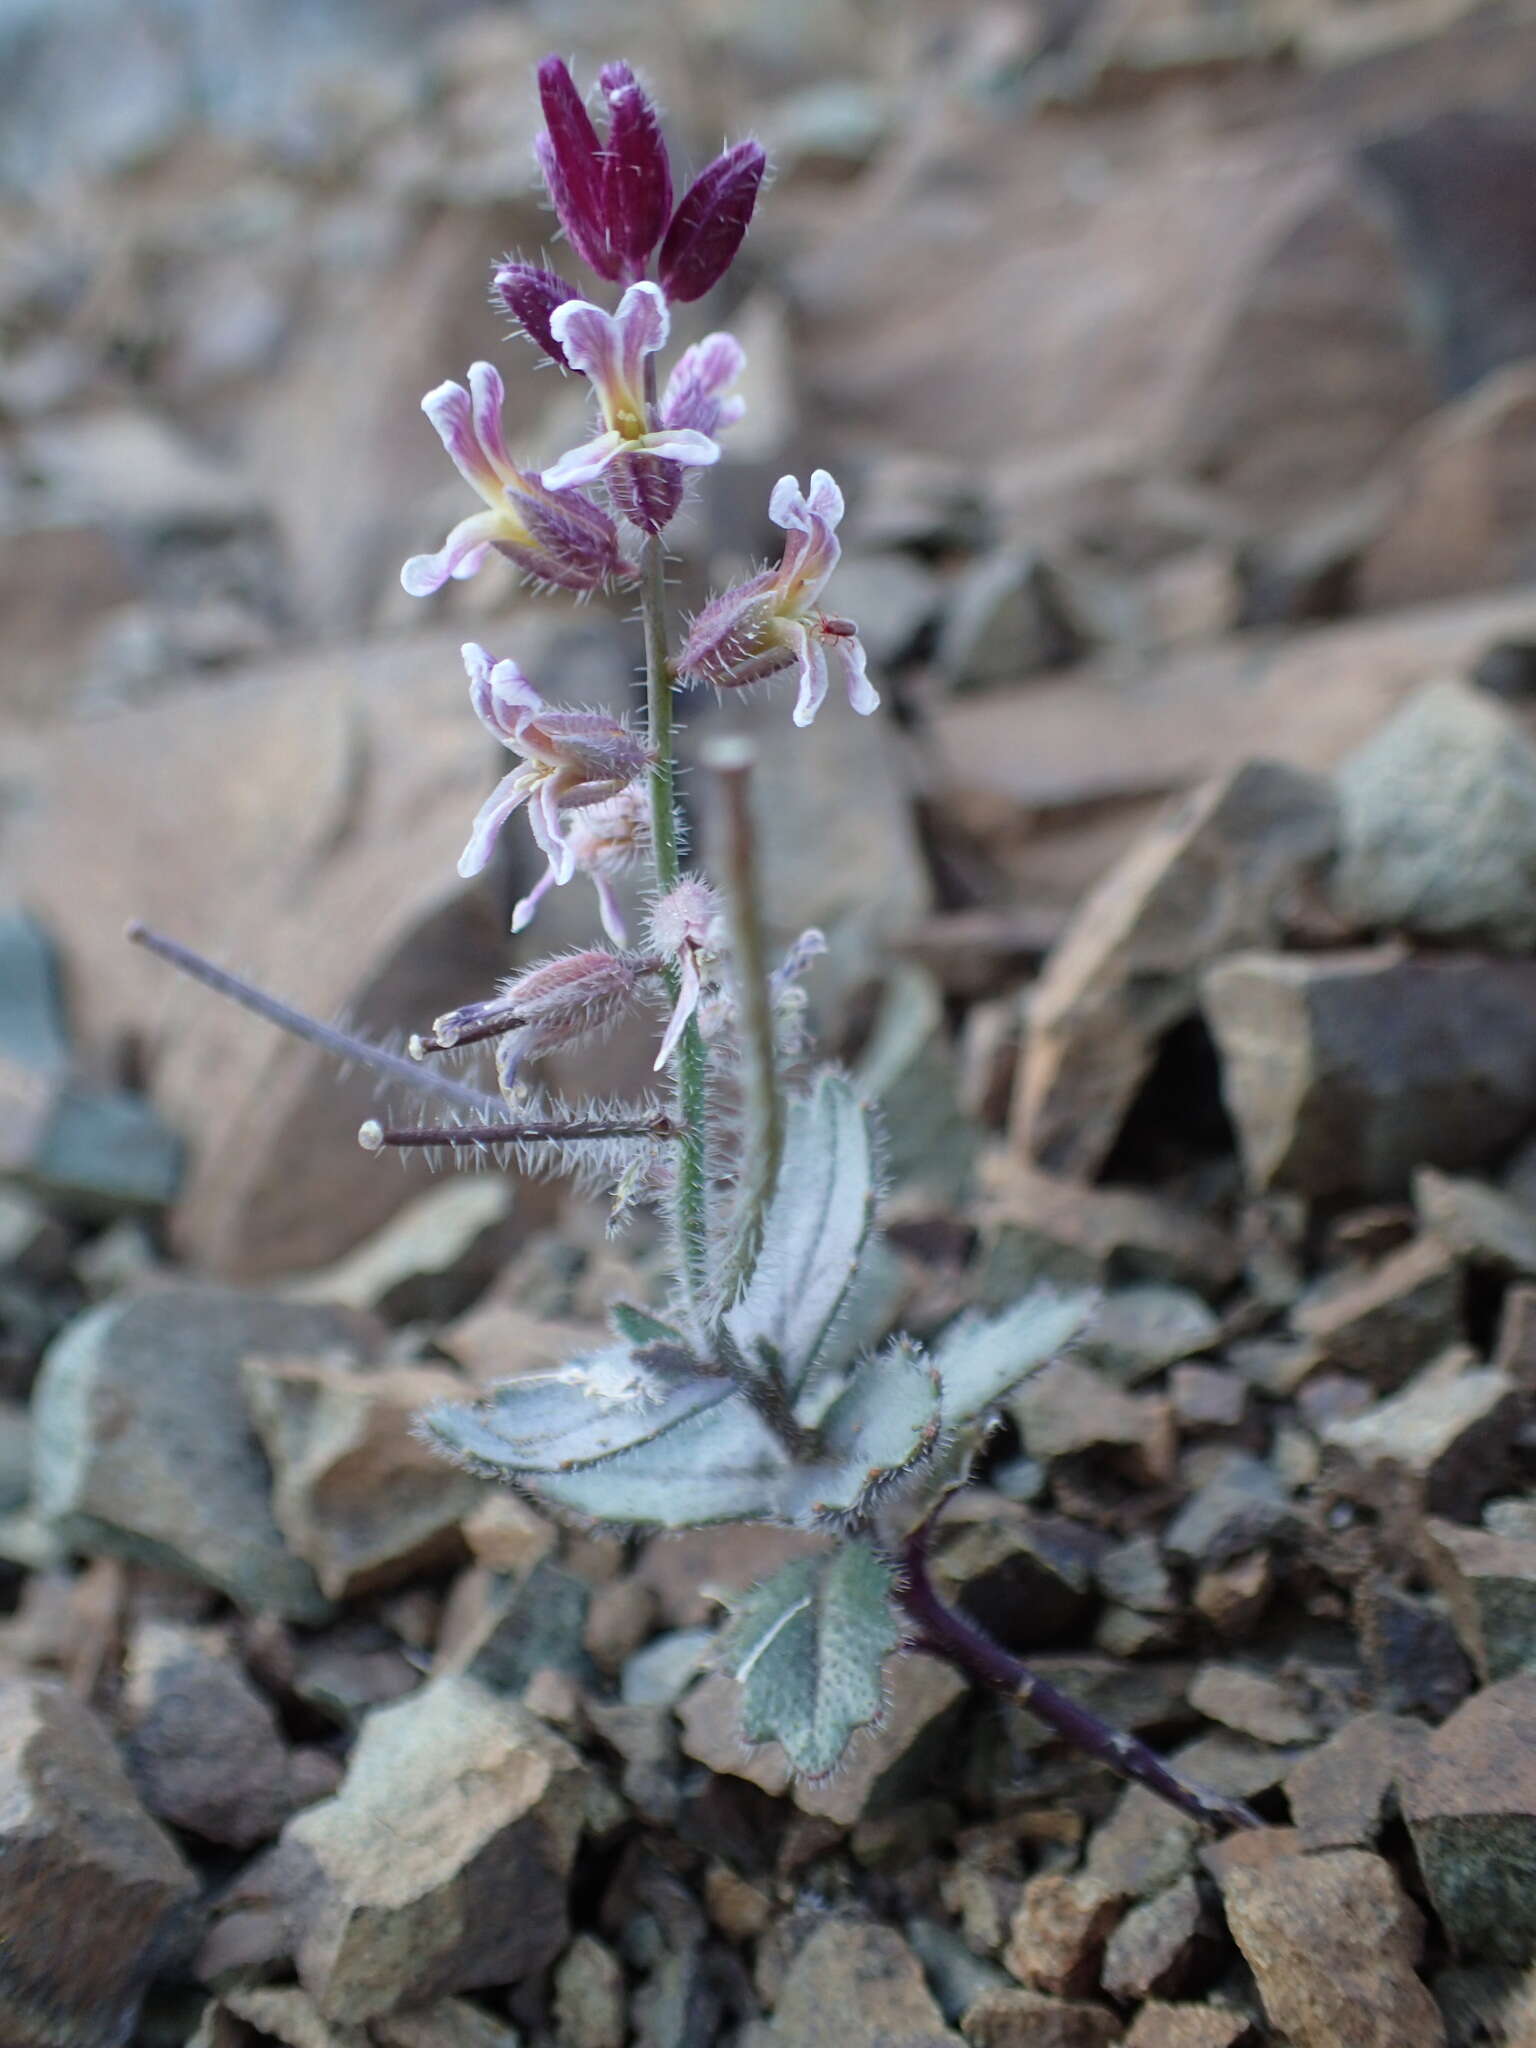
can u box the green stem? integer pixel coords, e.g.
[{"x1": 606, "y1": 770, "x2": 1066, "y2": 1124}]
[
  {"x1": 707, "y1": 740, "x2": 784, "y2": 1309},
  {"x1": 639, "y1": 525, "x2": 710, "y2": 1313}
]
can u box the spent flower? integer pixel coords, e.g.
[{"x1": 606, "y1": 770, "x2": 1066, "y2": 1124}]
[
  {"x1": 513, "y1": 782, "x2": 654, "y2": 946},
  {"x1": 402, "y1": 362, "x2": 625, "y2": 595},
  {"x1": 676, "y1": 469, "x2": 878, "y2": 727},
  {"x1": 646, "y1": 878, "x2": 726, "y2": 1071},
  {"x1": 458, "y1": 643, "x2": 653, "y2": 884}
]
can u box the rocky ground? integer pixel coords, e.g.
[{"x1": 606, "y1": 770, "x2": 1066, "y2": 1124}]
[{"x1": 7, "y1": 0, "x2": 1536, "y2": 2043}]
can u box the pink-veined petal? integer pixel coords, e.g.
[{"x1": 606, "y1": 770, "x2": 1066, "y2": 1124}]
[
  {"x1": 637, "y1": 427, "x2": 720, "y2": 469},
  {"x1": 613, "y1": 280, "x2": 669, "y2": 393},
  {"x1": 458, "y1": 770, "x2": 530, "y2": 878},
  {"x1": 421, "y1": 380, "x2": 501, "y2": 500},
  {"x1": 654, "y1": 949, "x2": 702, "y2": 1071},
  {"x1": 401, "y1": 510, "x2": 501, "y2": 595},
  {"x1": 804, "y1": 468, "x2": 845, "y2": 526},
  {"x1": 467, "y1": 361, "x2": 513, "y2": 476},
  {"x1": 660, "y1": 331, "x2": 746, "y2": 433},
  {"x1": 789, "y1": 626, "x2": 830, "y2": 729},
  {"x1": 830, "y1": 630, "x2": 880, "y2": 716},
  {"x1": 549, "y1": 299, "x2": 624, "y2": 387},
  {"x1": 542, "y1": 429, "x2": 627, "y2": 490},
  {"x1": 464, "y1": 643, "x2": 541, "y2": 743}
]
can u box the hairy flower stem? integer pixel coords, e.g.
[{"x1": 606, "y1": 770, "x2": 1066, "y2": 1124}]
[
  {"x1": 126, "y1": 922, "x2": 504, "y2": 1120},
  {"x1": 899, "y1": 1526, "x2": 1261, "y2": 1833},
  {"x1": 638, "y1": 442, "x2": 709, "y2": 1308},
  {"x1": 707, "y1": 740, "x2": 784, "y2": 1309}
]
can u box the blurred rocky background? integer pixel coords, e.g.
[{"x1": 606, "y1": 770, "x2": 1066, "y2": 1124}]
[{"x1": 8, "y1": 0, "x2": 1536, "y2": 2042}]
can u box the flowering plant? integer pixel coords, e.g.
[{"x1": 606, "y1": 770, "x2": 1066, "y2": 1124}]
[{"x1": 132, "y1": 57, "x2": 1253, "y2": 1830}]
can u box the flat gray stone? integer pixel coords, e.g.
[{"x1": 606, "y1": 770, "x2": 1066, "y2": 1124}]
[{"x1": 31, "y1": 1285, "x2": 378, "y2": 1619}]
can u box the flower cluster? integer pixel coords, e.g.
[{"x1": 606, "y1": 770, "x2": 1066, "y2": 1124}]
[{"x1": 398, "y1": 53, "x2": 874, "y2": 1085}]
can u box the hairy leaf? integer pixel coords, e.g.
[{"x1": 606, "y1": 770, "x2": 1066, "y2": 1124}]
[
  {"x1": 610, "y1": 1301, "x2": 692, "y2": 1352},
  {"x1": 526, "y1": 1396, "x2": 790, "y2": 1526},
  {"x1": 780, "y1": 1337, "x2": 941, "y2": 1524},
  {"x1": 420, "y1": 1349, "x2": 728, "y2": 1477},
  {"x1": 719, "y1": 1539, "x2": 899, "y2": 1777},
  {"x1": 724, "y1": 1071, "x2": 878, "y2": 1395},
  {"x1": 933, "y1": 1286, "x2": 1099, "y2": 1428}
]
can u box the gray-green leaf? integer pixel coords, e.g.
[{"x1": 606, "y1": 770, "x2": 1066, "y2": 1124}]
[
  {"x1": 723, "y1": 1071, "x2": 879, "y2": 1395},
  {"x1": 779, "y1": 1337, "x2": 940, "y2": 1524},
  {"x1": 528, "y1": 1396, "x2": 790, "y2": 1527},
  {"x1": 718, "y1": 1538, "x2": 899, "y2": 1777},
  {"x1": 420, "y1": 1350, "x2": 727, "y2": 1478},
  {"x1": 934, "y1": 1286, "x2": 1098, "y2": 1428}
]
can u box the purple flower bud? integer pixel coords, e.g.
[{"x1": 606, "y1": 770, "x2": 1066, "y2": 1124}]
[
  {"x1": 491, "y1": 259, "x2": 578, "y2": 370},
  {"x1": 535, "y1": 56, "x2": 620, "y2": 281},
  {"x1": 598, "y1": 61, "x2": 673, "y2": 273},
  {"x1": 658, "y1": 140, "x2": 767, "y2": 303}
]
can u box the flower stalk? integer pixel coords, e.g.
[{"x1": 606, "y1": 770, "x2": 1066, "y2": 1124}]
[
  {"x1": 639, "y1": 516, "x2": 711, "y2": 1311},
  {"x1": 706, "y1": 738, "x2": 784, "y2": 1309}
]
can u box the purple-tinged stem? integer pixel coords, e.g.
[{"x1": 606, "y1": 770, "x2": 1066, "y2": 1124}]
[
  {"x1": 127, "y1": 922, "x2": 503, "y2": 1120},
  {"x1": 359, "y1": 1113, "x2": 681, "y2": 1153},
  {"x1": 898, "y1": 1525, "x2": 1261, "y2": 1833}
]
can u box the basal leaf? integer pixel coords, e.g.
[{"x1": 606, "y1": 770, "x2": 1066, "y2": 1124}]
[
  {"x1": 419, "y1": 1348, "x2": 728, "y2": 1478},
  {"x1": 934, "y1": 1286, "x2": 1099, "y2": 1428},
  {"x1": 718, "y1": 1538, "x2": 899, "y2": 1777},
  {"x1": 526, "y1": 1396, "x2": 790, "y2": 1527},
  {"x1": 779, "y1": 1337, "x2": 941, "y2": 1524},
  {"x1": 724, "y1": 1071, "x2": 878, "y2": 1395}
]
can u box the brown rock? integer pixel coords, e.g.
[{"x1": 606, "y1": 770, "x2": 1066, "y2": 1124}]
[
  {"x1": 1004, "y1": 1873, "x2": 1123, "y2": 1997},
  {"x1": 1422, "y1": 1516, "x2": 1536, "y2": 1681},
  {"x1": 216, "y1": 1984, "x2": 370, "y2": 2046},
  {"x1": 553, "y1": 1933, "x2": 626, "y2": 2048},
  {"x1": 1221, "y1": 1848, "x2": 1444, "y2": 2046},
  {"x1": 1186, "y1": 1664, "x2": 1316, "y2": 1747},
  {"x1": 975, "y1": 1155, "x2": 1239, "y2": 1302},
  {"x1": 1402, "y1": 1674, "x2": 1536, "y2": 1964},
  {"x1": 1359, "y1": 363, "x2": 1536, "y2": 610},
  {"x1": 1416, "y1": 1168, "x2": 1536, "y2": 1278},
  {"x1": 1123, "y1": 2007, "x2": 1255, "y2": 2048},
  {"x1": 961, "y1": 1985, "x2": 1122, "y2": 2047},
  {"x1": 1495, "y1": 1284, "x2": 1536, "y2": 1390},
  {"x1": 1168, "y1": 1365, "x2": 1248, "y2": 1434},
  {"x1": 1203, "y1": 945, "x2": 1536, "y2": 1200},
  {"x1": 1292, "y1": 1236, "x2": 1462, "y2": 1387},
  {"x1": 1284, "y1": 1712, "x2": 1428, "y2": 1852},
  {"x1": 1009, "y1": 1358, "x2": 1175, "y2": 1484},
  {"x1": 121, "y1": 1619, "x2": 293, "y2": 1848},
  {"x1": 0, "y1": 1677, "x2": 197, "y2": 2048},
  {"x1": 459, "y1": 1493, "x2": 557, "y2": 1577},
  {"x1": 766, "y1": 1920, "x2": 959, "y2": 2047},
  {"x1": 275, "y1": 1676, "x2": 587, "y2": 2022},
  {"x1": 1322, "y1": 1354, "x2": 1520, "y2": 1522},
  {"x1": 6, "y1": 629, "x2": 521, "y2": 1275},
  {"x1": 241, "y1": 1355, "x2": 480, "y2": 1601},
  {"x1": 1100, "y1": 1877, "x2": 1210, "y2": 2002},
  {"x1": 1084, "y1": 1787, "x2": 1201, "y2": 1902},
  {"x1": 1014, "y1": 761, "x2": 1335, "y2": 1179},
  {"x1": 1192, "y1": 1551, "x2": 1273, "y2": 1639}
]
